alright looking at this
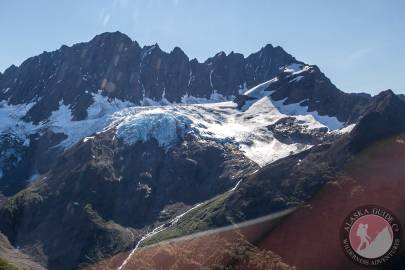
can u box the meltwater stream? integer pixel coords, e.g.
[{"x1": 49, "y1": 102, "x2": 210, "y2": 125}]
[
  {"x1": 115, "y1": 170, "x2": 258, "y2": 270},
  {"x1": 117, "y1": 202, "x2": 203, "y2": 270}
]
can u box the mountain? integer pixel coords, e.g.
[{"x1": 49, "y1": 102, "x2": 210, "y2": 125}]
[
  {"x1": 0, "y1": 32, "x2": 372, "y2": 197},
  {"x1": 0, "y1": 31, "x2": 299, "y2": 124},
  {"x1": 0, "y1": 31, "x2": 371, "y2": 126},
  {"x1": 0, "y1": 31, "x2": 303, "y2": 197},
  {"x1": 0, "y1": 32, "x2": 404, "y2": 270},
  {"x1": 0, "y1": 232, "x2": 44, "y2": 270}
]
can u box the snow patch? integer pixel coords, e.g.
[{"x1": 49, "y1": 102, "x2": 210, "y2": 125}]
[
  {"x1": 283, "y1": 63, "x2": 303, "y2": 73},
  {"x1": 243, "y1": 78, "x2": 278, "y2": 100},
  {"x1": 271, "y1": 97, "x2": 343, "y2": 130},
  {"x1": 0, "y1": 101, "x2": 35, "y2": 132},
  {"x1": 334, "y1": 123, "x2": 356, "y2": 134},
  {"x1": 181, "y1": 91, "x2": 231, "y2": 104},
  {"x1": 0, "y1": 101, "x2": 36, "y2": 144},
  {"x1": 138, "y1": 90, "x2": 233, "y2": 106},
  {"x1": 0, "y1": 91, "x2": 132, "y2": 148},
  {"x1": 43, "y1": 91, "x2": 133, "y2": 147},
  {"x1": 282, "y1": 63, "x2": 311, "y2": 75},
  {"x1": 27, "y1": 173, "x2": 40, "y2": 183},
  {"x1": 209, "y1": 70, "x2": 214, "y2": 89},
  {"x1": 141, "y1": 45, "x2": 157, "y2": 59},
  {"x1": 188, "y1": 70, "x2": 193, "y2": 87},
  {"x1": 242, "y1": 78, "x2": 344, "y2": 130},
  {"x1": 83, "y1": 136, "x2": 95, "y2": 142},
  {"x1": 140, "y1": 96, "x2": 171, "y2": 106},
  {"x1": 289, "y1": 75, "x2": 304, "y2": 83}
]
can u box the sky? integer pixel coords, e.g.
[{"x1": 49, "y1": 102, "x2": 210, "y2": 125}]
[{"x1": 1, "y1": 0, "x2": 404, "y2": 94}]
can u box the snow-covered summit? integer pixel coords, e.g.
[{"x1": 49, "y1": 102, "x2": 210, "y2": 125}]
[{"x1": 241, "y1": 77, "x2": 344, "y2": 130}]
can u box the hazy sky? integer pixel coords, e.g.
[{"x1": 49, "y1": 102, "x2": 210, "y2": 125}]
[{"x1": 1, "y1": 0, "x2": 404, "y2": 94}]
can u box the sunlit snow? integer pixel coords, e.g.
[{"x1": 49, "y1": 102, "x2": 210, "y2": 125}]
[
  {"x1": 0, "y1": 100, "x2": 36, "y2": 145},
  {"x1": 44, "y1": 91, "x2": 133, "y2": 147},
  {"x1": 0, "y1": 79, "x2": 352, "y2": 167},
  {"x1": 242, "y1": 77, "x2": 344, "y2": 130},
  {"x1": 108, "y1": 83, "x2": 343, "y2": 166},
  {"x1": 282, "y1": 63, "x2": 311, "y2": 75},
  {"x1": 0, "y1": 91, "x2": 133, "y2": 148}
]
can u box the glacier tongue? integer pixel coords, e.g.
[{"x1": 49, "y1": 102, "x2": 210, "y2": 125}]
[{"x1": 116, "y1": 109, "x2": 192, "y2": 149}]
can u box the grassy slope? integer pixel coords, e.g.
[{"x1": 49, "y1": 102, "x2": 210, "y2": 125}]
[
  {"x1": 0, "y1": 258, "x2": 21, "y2": 270},
  {"x1": 0, "y1": 188, "x2": 132, "y2": 269},
  {"x1": 142, "y1": 191, "x2": 234, "y2": 246}
]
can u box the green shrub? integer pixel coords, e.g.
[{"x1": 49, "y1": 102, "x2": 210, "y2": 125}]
[{"x1": 0, "y1": 257, "x2": 21, "y2": 270}]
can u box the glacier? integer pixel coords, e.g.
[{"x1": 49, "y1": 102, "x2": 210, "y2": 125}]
[{"x1": 0, "y1": 78, "x2": 352, "y2": 167}]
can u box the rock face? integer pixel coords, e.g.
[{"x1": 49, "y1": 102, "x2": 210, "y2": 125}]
[
  {"x1": 267, "y1": 117, "x2": 334, "y2": 145},
  {"x1": 349, "y1": 90, "x2": 405, "y2": 152},
  {"x1": 0, "y1": 32, "x2": 299, "y2": 124},
  {"x1": 237, "y1": 64, "x2": 372, "y2": 123},
  {"x1": 0, "y1": 131, "x2": 66, "y2": 196},
  {"x1": 0, "y1": 32, "x2": 373, "y2": 124}
]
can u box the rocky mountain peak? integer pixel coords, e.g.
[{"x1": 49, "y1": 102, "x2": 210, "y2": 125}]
[
  {"x1": 90, "y1": 31, "x2": 134, "y2": 46},
  {"x1": 371, "y1": 88, "x2": 396, "y2": 102},
  {"x1": 170, "y1": 46, "x2": 187, "y2": 58},
  {"x1": 349, "y1": 89, "x2": 405, "y2": 151},
  {"x1": 0, "y1": 33, "x2": 311, "y2": 125},
  {"x1": 257, "y1": 43, "x2": 295, "y2": 61},
  {"x1": 141, "y1": 43, "x2": 161, "y2": 55}
]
